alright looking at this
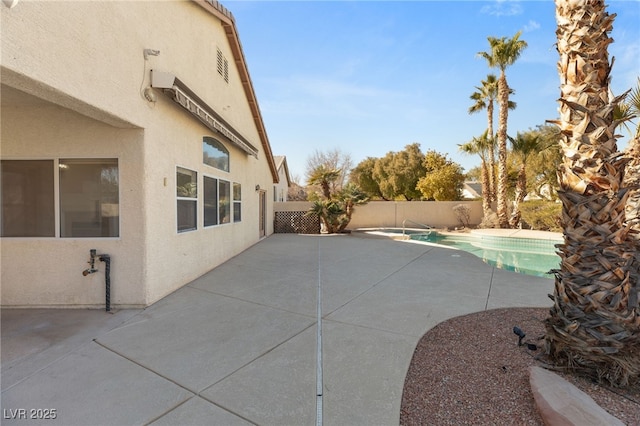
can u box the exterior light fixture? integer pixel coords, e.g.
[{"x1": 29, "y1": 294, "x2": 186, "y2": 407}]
[{"x1": 255, "y1": 185, "x2": 261, "y2": 191}]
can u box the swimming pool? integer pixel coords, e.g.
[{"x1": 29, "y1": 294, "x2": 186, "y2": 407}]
[{"x1": 362, "y1": 229, "x2": 561, "y2": 278}]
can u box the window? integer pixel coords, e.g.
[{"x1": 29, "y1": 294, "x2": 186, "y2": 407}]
[
  {"x1": 217, "y1": 48, "x2": 229, "y2": 83},
  {"x1": 233, "y1": 183, "x2": 241, "y2": 222},
  {"x1": 204, "y1": 177, "x2": 240, "y2": 227},
  {"x1": 59, "y1": 159, "x2": 119, "y2": 238},
  {"x1": 1, "y1": 159, "x2": 118, "y2": 238},
  {"x1": 177, "y1": 167, "x2": 197, "y2": 232},
  {"x1": 1, "y1": 160, "x2": 55, "y2": 237},
  {"x1": 203, "y1": 137, "x2": 229, "y2": 172},
  {"x1": 203, "y1": 176, "x2": 218, "y2": 227},
  {"x1": 219, "y1": 180, "x2": 230, "y2": 224}
]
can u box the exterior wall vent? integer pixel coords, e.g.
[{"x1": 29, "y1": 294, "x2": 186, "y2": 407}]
[{"x1": 217, "y1": 48, "x2": 229, "y2": 83}]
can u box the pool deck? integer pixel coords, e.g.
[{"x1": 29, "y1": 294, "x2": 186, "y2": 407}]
[{"x1": 1, "y1": 233, "x2": 554, "y2": 425}]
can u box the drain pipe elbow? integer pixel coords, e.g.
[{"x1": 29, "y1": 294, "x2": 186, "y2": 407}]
[
  {"x1": 81, "y1": 249, "x2": 113, "y2": 312},
  {"x1": 99, "y1": 254, "x2": 111, "y2": 312}
]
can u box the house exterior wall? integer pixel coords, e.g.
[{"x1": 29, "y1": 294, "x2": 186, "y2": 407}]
[
  {"x1": 1, "y1": 106, "x2": 146, "y2": 307},
  {"x1": 274, "y1": 166, "x2": 289, "y2": 202},
  {"x1": 1, "y1": 1, "x2": 275, "y2": 308}
]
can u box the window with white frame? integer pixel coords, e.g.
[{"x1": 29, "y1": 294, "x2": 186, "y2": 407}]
[
  {"x1": 203, "y1": 176, "x2": 241, "y2": 227},
  {"x1": 203, "y1": 175, "x2": 218, "y2": 227},
  {"x1": 176, "y1": 167, "x2": 197, "y2": 232},
  {"x1": 233, "y1": 183, "x2": 241, "y2": 222},
  {"x1": 219, "y1": 179, "x2": 231, "y2": 224},
  {"x1": 1, "y1": 158, "x2": 119, "y2": 238}
]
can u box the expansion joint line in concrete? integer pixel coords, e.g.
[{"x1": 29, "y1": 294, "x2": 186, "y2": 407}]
[
  {"x1": 316, "y1": 238, "x2": 323, "y2": 426},
  {"x1": 484, "y1": 267, "x2": 495, "y2": 311}
]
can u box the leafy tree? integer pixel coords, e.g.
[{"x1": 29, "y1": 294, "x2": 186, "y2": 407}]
[
  {"x1": 416, "y1": 150, "x2": 465, "y2": 201},
  {"x1": 544, "y1": 0, "x2": 640, "y2": 387},
  {"x1": 478, "y1": 31, "x2": 528, "y2": 228},
  {"x1": 464, "y1": 166, "x2": 482, "y2": 183},
  {"x1": 372, "y1": 143, "x2": 426, "y2": 200},
  {"x1": 372, "y1": 152, "x2": 395, "y2": 200},
  {"x1": 350, "y1": 157, "x2": 389, "y2": 200}
]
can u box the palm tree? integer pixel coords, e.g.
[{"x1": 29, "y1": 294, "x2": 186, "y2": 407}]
[
  {"x1": 544, "y1": 0, "x2": 640, "y2": 386},
  {"x1": 468, "y1": 74, "x2": 516, "y2": 204},
  {"x1": 336, "y1": 183, "x2": 369, "y2": 232},
  {"x1": 508, "y1": 131, "x2": 541, "y2": 228},
  {"x1": 306, "y1": 165, "x2": 368, "y2": 233},
  {"x1": 478, "y1": 32, "x2": 528, "y2": 228},
  {"x1": 308, "y1": 165, "x2": 341, "y2": 200},
  {"x1": 459, "y1": 132, "x2": 494, "y2": 222},
  {"x1": 306, "y1": 199, "x2": 343, "y2": 234},
  {"x1": 615, "y1": 78, "x2": 640, "y2": 230}
]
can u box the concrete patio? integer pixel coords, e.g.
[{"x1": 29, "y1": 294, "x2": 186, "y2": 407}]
[{"x1": 1, "y1": 233, "x2": 553, "y2": 425}]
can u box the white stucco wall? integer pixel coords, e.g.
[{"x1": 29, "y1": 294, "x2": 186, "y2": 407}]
[
  {"x1": 1, "y1": 105, "x2": 146, "y2": 307},
  {"x1": 1, "y1": 1, "x2": 275, "y2": 308}
]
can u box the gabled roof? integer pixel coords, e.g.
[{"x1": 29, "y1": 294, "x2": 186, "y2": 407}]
[
  {"x1": 274, "y1": 156, "x2": 291, "y2": 187},
  {"x1": 193, "y1": 0, "x2": 278, "y2": 183},
  {"x1": 462, "y1": 181, "x2": 483, "y2": 199}
]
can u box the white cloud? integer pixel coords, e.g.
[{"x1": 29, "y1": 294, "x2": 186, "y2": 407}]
[
  {"x1": 480, "y1": 0, "x2": 524, "y2": 17},
  {"x1": 523, "y1": 20, "x2": 541, "y2": 32}
]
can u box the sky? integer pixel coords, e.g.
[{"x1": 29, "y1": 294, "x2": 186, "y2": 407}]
[{"x1": 226, "y1": 0, "x2": 640, "y2": 182}]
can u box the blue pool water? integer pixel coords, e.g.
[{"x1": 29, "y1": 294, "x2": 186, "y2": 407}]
[{"x1": 409, "y1": 231, "x2": 561, "y2": 278}]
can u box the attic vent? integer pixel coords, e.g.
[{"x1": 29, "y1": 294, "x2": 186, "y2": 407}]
[{"x1": 217, "y1": 48, "x2": 229, "y2": 83}]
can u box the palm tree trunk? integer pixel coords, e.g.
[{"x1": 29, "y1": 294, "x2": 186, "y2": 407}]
[
  {"x1": 544, "y1": 0, "x2": 640, "y2": 387},
  {"x1": 480, "y1": 160, "x2": 492, "y2": 219},
  {"x1": 509, "y1": 165, "x2": 526, "y2": 228},
  {"x1": 496, "y1": 73, "x2": 510, "y2": 228},
  {"x1": 487, "y1": 102, "x2": 497, "y2": 204}
]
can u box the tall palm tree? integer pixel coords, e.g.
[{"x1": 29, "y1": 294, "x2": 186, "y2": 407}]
[
  {"x1": 478, "y1": 32, "x2": 528, "y2": 228},
  {"x1": 469, "y1": 74, "x2": 498, "y2": 203},
  {"x1": 544, "y1": 0, "x2": 640, "y2": 386},
  {"x1": 468, "y1": 74, "x2": 516, "y2": 205},
  {"x1": 508, "y1": 131, "x2": 540, "y2": 228},
  {"x1": 459, "y1": 132, "x2": 493, "y2": 222}
]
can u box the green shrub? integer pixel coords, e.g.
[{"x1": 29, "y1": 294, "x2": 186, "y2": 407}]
[{"x1": 519, "y1": 200, "x2": 562, "y2": 232}]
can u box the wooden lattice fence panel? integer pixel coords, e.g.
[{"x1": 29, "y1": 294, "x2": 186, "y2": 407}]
[{"x1": 274, "y1": 211, "x2": 320, "y2": 234}]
